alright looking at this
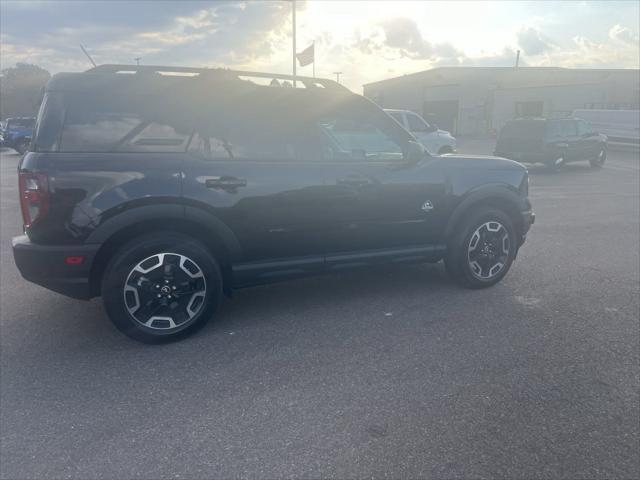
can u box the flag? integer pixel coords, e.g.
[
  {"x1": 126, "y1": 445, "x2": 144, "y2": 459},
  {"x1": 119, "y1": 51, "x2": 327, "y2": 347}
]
[{"x1": 296, "y1": 43, "x2": 314, "y2": 67}]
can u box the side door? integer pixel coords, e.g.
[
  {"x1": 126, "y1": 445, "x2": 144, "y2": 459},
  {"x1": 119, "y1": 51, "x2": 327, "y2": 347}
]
[
  {"x1": 576, "y1": 119, "x2": 599, "y2": 160},
  {"x1": 387, "y1": 111, "x2": 409, "y2": 131},
  {"x1": 316, "y1": 106, "x2": 447, "y2": 260},
  {"x1": 181, "y1": 91, "x2": 332, "y2": 280},
  {"x1": 405, "y1": 111, "x2": 438, "y2": 153},
  {"x1": 559, "y1": 119, "x2": 581, "y2": 161}
]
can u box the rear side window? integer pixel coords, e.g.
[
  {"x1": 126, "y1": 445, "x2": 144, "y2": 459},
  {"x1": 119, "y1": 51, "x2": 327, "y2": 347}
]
[
  {"x1": 59, "y1": 95, "x2": 190, "y2": 153},
  {"x1": 33, "y1": 93, "x2": 65, "y2": 152},
  {"x1": 546, "y1": 120, "x2": 577, "y2": 138},
  {"x1": 500, "y1": 121, "x2": 545, "y2": 139},
  {"x1": 188, "y1": 90, "x2": 317, "y2": 162}
]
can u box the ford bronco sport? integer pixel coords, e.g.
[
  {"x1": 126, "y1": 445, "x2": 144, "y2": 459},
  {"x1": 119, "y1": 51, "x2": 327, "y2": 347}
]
[{"x1": 13, "y1": 65, "x2": 534, "y2": 342}]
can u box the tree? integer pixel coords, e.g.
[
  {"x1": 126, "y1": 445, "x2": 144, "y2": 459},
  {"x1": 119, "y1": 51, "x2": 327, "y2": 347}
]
[{"x1": 0, "y1": 63, "x2": 51, "y2": 120}]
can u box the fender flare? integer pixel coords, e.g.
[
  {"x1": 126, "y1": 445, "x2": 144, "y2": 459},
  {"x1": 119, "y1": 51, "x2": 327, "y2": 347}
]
[
  {"x1": 444, "y1": 185, "x2": 526, "y2": 240},
  {"x1": 86, "y1": 203, "x2": 243, "y2": 261}
]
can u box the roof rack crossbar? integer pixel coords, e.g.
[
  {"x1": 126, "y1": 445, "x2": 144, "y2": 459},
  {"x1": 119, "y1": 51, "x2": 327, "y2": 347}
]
[{"x1": 87, "y1": 64, "x2": 348, "y2": 91}]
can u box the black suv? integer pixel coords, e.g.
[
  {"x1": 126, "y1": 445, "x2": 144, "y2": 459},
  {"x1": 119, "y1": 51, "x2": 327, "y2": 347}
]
[
  {"x1": 495, "y1": 117, "x2": 607, "y2": 170},
  {"x1": 13, "y1": 65, "x2": 534, "y2": 342}
]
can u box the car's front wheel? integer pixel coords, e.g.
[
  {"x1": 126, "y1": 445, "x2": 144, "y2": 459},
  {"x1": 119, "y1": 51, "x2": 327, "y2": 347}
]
[
  {"x1": 102, "y1": 232, "x2": 222, "y2": 343},
  {"x1": 445, "y1": 207, "x2": 517, "y2": 288},
  {"x1": 590, "y1": 146, "x2": 606, "y2": 168},
  {"x1": 545, "y1": 153, "x2": 565, "y2": 172}
]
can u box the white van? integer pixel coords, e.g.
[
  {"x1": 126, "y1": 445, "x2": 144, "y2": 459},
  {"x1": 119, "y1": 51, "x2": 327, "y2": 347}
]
[
  {"x1": 385, "y1": 109, "x2": 457, "y2": 154},
  {"x1": 572, "y1": 109, "x2": 639, "y2": 144}
]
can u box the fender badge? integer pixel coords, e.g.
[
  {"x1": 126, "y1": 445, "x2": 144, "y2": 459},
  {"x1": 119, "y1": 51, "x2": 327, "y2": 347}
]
[{"x1": 421, "y1": 200, "x2": 434, "y2": 212}]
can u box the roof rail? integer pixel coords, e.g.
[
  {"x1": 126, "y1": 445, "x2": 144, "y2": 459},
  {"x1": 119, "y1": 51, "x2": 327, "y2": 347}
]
[{"x1": 86, "y1": 64, "x2": 349, "y2": 92}]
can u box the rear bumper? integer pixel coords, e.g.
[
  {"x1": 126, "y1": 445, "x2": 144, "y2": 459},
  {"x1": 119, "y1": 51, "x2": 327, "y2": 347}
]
[{"x1": 12, "y1": 235, "x2": 100, "y2": 300}]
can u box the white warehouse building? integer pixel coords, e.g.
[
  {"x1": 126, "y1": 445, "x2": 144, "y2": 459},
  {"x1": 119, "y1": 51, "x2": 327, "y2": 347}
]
[{"x1": 363, "y1": 67, "x2": 640, "y2": 136}]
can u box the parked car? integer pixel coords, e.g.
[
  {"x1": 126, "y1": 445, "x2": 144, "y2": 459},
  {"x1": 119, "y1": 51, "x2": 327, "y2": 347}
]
[
  {"x1": 494, "y1": 118, "x2": 607, "y2": 170},
  {"x1": 1, "y1": 117, "x2": 35, "y2": 154},
  {"x1": 385, "y1": 109, "x2": 456, "y2": 155},
  {"x1": 13, "y1": 64, "x2": 534, "y2": 343}
]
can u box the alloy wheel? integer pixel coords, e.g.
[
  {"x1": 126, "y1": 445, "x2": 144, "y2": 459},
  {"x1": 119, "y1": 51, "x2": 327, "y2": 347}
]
[
  {"x1": 123, "y1": 253, "x2": 207, "y2": 330},
  {"x1": 467, "y1": 221, "x2": 511, "y2": 280}
]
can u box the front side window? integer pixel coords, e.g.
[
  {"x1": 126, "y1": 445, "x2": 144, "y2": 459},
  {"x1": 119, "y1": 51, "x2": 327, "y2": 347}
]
[
  {"x1": 388, "y1": 112, "x2": 404, "y2": 127},
  {"x1": 576, "y1": 120, "x2": 592, "y2": 136},
  {"x1": 318, "y1": 118, "x2": 403, "y2": 161},
  {"x1": 406, "y1": 113, "x2": 431, "y2": 132},
  {"x1": 560, "y1": 120, "x2": 578, "y2": 137}
]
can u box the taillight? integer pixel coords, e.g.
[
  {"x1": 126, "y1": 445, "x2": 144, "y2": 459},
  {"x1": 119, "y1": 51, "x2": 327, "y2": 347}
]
[{"x1": 18, "y1": 171, "x2": 49, "y2": 228}]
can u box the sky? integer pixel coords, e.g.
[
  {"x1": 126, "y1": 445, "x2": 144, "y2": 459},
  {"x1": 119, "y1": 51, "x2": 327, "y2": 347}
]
[{"x1": 1, "y1": 0, "x2": 638, "y2": 90}]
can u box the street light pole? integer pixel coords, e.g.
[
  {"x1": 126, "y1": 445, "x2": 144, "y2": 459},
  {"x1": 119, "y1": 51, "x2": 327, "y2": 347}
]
[
  {"x1": 292, "y1": 0, "x2": 297, "y2": 87},
  {"x1": 334, "y1": 71, "x2": 342, "y2": 84}
]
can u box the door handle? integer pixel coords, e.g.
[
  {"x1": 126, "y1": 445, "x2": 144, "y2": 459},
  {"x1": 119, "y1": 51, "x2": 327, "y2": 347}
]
[
  {"x1": 337, "y1": 175, "x2": 372, "y2": 187},
  {"x1": 204, "y1": 176, "x2": 247, "y2": 191}
]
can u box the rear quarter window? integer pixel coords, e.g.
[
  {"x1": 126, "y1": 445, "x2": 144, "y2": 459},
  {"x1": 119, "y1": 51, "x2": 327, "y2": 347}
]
[
  {"x1": 500, "y1": 121, "x2": 545, "y2": 140},
  {"x1": 59, "y1": 94, "x2": 190, "y2": 153}
]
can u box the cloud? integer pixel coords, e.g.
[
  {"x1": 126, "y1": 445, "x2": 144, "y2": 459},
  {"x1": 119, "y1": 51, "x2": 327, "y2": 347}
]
[
  {"x1": 352, "y1": 17, "x2": 462, "y2": 66},
  {"x1": 609, "y1": 24, "x2": 639, "y2": 44},
  {"x1": 380, "y1": 17, "x2": 433, "y2": 59},
  {"x1": 516, "y1": 27, "x2": 553, "y2": 55},
  {"x1": 467, "y1": 48, "x2": 524, "y2": 67},
  {"x1": 0, "y1": 1, "x2": 296, "y2": 71}
]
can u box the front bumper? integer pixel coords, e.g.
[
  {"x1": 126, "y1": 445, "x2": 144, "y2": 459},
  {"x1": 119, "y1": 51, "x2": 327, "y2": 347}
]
[
  {"x1": 12, "y1": 235, "x2": 100, "y2": 300},
  {"x1": 519, "y1": 209, "x2": 535, "y2": 246}
]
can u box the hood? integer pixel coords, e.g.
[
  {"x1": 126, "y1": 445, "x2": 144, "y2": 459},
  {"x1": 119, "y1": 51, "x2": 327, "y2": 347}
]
[{"x1": 434, "y1": 153, "x2": 526, "y2": 171}]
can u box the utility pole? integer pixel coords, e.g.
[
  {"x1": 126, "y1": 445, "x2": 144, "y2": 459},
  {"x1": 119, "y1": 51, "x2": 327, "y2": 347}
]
[
  {"x1": 134, "y1": 57, "x2": 141, "y2": 66},
  {"x1": 334, "y1": 71, "x2": 342, "y2": 84},
  {"x1": 292, "y1": 0, "x2": 297, "y2": 87},
  {"x1": 515, "y1": 50, "x2": 520, "y2": 68}
]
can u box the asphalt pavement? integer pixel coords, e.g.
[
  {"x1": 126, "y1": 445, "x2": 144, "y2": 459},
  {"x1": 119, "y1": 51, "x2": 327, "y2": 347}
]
[{"x1": 1, "y1": 141, "x2": 638, "y2": 479}]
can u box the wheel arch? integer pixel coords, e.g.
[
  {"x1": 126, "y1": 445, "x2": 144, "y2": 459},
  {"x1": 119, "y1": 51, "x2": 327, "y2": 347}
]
[
  {"x1": 88, "y1": 205, "x2": 242, "y2": 298},
  {"x1": 444, "y1": 186, "x2": 526, "y2": 243}
]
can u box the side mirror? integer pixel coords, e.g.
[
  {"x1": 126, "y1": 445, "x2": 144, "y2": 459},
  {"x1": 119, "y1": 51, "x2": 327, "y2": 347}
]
[{"x1": 404, "y1": 140, "x2": 426, "y2": 163}]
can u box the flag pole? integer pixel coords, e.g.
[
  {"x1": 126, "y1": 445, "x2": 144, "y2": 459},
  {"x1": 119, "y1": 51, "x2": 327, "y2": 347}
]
[{"x1": 292, "y1": 0, "x2": 297, "y2": 87}]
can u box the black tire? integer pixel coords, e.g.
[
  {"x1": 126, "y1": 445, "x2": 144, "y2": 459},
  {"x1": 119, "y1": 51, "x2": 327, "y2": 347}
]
[
  {"x1": 590, "y1": 146, "x2": 606, "y2": 168},
  {"x1": 101, "y1": 232, "x2": 222, "y2": 343},
  {"x1": 444, "y1": 207, "x2": 517, "y2": 288},
  {"x1": 545, "y1": 152, "x2": 566, "y2": 172},
  {"x1": 438, "y1": 146, "x2": 454, "y2": 155}
]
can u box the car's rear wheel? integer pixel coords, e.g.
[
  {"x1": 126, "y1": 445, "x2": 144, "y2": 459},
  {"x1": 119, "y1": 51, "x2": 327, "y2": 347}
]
[
  {"x1": 590, "y1": 146, "x2": 606, "y2": 168},
  {"x1": 445, "y1": 207, "x2": 517, "y2": 288},
  {"x1": 102, "y1": 232, "x2": 222, "y2": 343},
  {"x1": 545, "y1": 153, "x2": 565, "y2": 172}
]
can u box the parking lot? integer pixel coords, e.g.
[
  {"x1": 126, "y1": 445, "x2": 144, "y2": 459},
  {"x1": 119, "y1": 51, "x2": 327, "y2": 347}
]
[{"x1": 1, "y1": 141, "x2": 638, "y2": 478}]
